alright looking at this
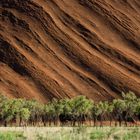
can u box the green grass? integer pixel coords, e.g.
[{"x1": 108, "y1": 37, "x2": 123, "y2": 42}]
[
  {"x1": 0, "y1": 127, "x2": 140, "y2": 140},
  {"x1": 0, "y1": 131, "x2": 26, "y2": 140}
]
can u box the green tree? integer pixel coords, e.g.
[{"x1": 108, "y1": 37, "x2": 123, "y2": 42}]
[
  {"x1": 136, "y1": 99, "x2": 140, "y2": 125},
  {"x1": 107, "y1": 103, "x2": 114, "y2": 126},
  {"x1": 10, "y1": 99, "x2": 26, "y2": 126},
  {"x1": 44, "y1": 101, "x2": 56, "y2": 126},
  {"x1": 92, "y1": 103, "x2": 102, "y2": 126},
  {"x1": 113, "y1": 99, "x2": 126, "y2": 126},
  {"x1": 51, "y1": 98, "x2": 64, "y2": 126},
  {"x1": 70, "y1": 96, "x2": 93, "y2": 126},
  {"x1": 25, "y1": 99, "x2": 43, "y2": 126},
  {"x1": 122, "y1": 91, "x2": 137, "y2": 126},
  {"x1": 0, "y1": 94, "x2": 7, "y2": 123},
  {"x1": 0, "y1": 95, "x2": 11, "y2": 126},
  {"x1": 97, "y1": 101, "x2": 109, "y2": 127},
  {"x1": 60, "y1": 98, "x2": 72, "y2": 117},
  {"x1": 19, "y1": 108, "x2": 30, "y2": 126}
]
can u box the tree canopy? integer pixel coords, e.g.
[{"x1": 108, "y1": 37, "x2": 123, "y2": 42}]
[{"x1": 0, "y1": 91, "x2": 140, "y2": 127}]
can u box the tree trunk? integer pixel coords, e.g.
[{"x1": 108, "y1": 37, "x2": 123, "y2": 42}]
[
  {"x1": 125, "y1": 115, "x2": 128, "y2": 127},
  {"x1": 100, "y1": 115, "x2": 103, "y2": 127},
  {"x1": 119, "y1": 116, "x2": 122, "y2": 126},
  {"x1": 109, "y1": 116, "x2": 112, "y2": 127},
  {"x1": 100, "y1": 119, "x2": 103, "y2": 127},
  {"x1": 19, "y1": 117, "x2": 22, "y2": 127},
  {"x1": 94, "y1": 118, "x2": 96, "y2": 127},
  {"x1": 4, "y1": 121, "x2": 7, "y2": 127}
]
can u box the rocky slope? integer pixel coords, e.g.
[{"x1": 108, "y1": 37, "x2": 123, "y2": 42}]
[{"x1": 0, "y1": 0, "x2": 140, "y2": 102}]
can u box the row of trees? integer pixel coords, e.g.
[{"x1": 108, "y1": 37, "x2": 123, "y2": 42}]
[{"x1": 0, "y1": 91, "x2": 140, "y2": 127}]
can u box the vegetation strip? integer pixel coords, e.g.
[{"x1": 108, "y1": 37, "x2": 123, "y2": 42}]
[{"x1": 0, "y1": 91, "x2": 140, "y2": 127}]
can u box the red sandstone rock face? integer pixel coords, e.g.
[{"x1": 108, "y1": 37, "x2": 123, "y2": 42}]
[{"x1": 0, "y1": 0, "x2": 140, "y2": 102}]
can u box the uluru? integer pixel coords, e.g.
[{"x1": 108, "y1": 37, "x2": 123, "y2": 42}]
[{"x1": 0, "y1": 0, "x2": 140, "y2": 102}]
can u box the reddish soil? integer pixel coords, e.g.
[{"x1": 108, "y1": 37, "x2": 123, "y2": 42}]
[{"x1": 0, "y1": 0, "x2": 140, "y2": 102}]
